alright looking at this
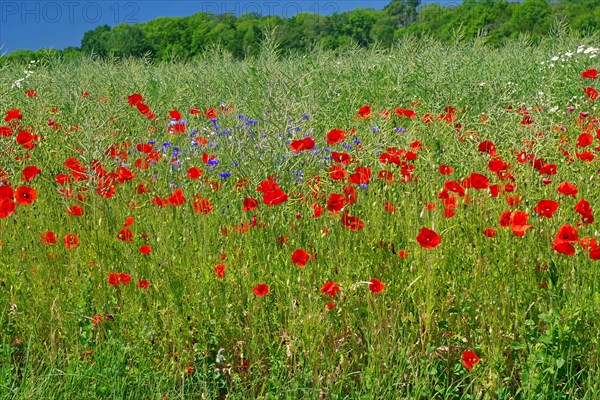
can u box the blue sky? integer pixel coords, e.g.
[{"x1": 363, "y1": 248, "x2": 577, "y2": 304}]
[{"x1": 1, "y1": 0, "x2": 467, "y2": 53}]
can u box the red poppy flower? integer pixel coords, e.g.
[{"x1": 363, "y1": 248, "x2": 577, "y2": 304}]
[
  {"x1": 384, "y1": 201, "x2": 396, "y2": 213},
  {"x1": 122, "y1": 216, "x2": 135, "y2": 227},
  {"x1": 416, "y1": 227, "x2": 441, "y2": 249},
  {"x1": 290, "y1": 137, "x2": 315, "y2": 152},
  {"x1": 0, "y1": 192, "x2": 16, "y2": 216},
  {"x1": 312, "y1": 202, "x2": 324, "y2": 218},
  {"x1": 357, "y1": 105, "x2": 371, "y2": 118},
  {"x1": 509, "y1": 210, "x2": 532, "y2": 237},
  {"x1": 0, "y1": 176, "x2": 13, "y2": 194},
  {"x1": 325, "y1": 302, "x2": 336, "y2": 311},
  {"x1": 369, "y1": 278, "x2": 384, "y2": 293},
  {"x1": 576, "y1": 150, "x2": 595, "y2": 162},
  {"x1": 378, "y1": 170, "x2": 394, "y2": 183},
  {"x1": 341, "y1": 212, "x2": 364, "y2": 231},
  {"x1": 116, "y1": 167, "x2": 135, "y2": 183},
  {"x1": 584, "y1": 87, "x2": 599, "y2": 101},
  {"x1": 444, "y1": 180, "x2": 465, "y2": 196},
  {"x1": 16, "y1": 130, "x2": 38, "y2": 150},
  {"x1": 117, "y1": 229, "x2": 134, "y2": 242},
  {"x1": 64, "y1": 234, "x2": 79, "y2": 249},
  {"x1": 343, "y1": 185, "x2": 356, "y2": 205},
  {"x1": 242, "y1": 198, "x2": 259, "y2": 211},
  {"x1": 580, "y1": 237, "x2": 598, "y2": 251},
  {"x1": 483, "y1": 228, "x2": 497, "y2": 238},
  {"x1": 135, "y1": 156, "x2": 153, "y2": 172},
  {"x1": 119, "y1": 273, "x2": 132, "y2": 285},
  {"x1": 329, "y1": 165, "x2": 347, "y2": 181},
  {"x1": 66, "y1": 205, "x2": 84, "y2": 217},
  {"x1": 253, "y1": 284, "x2": 269, "y2": 297},
  {"x1": 136, "y1": 184, "x2": 149, "y2": 194},
  {"x1": 394, "y1": 107, "x2": 416, "y2": 118},
  {"x1": 0, "y1": 126, "x2": 13, "y2": 137},
  {"x1": 577, "y1": 133, "x2": 594, "y2": 148},
  {"x1": 205, "y1": 108, "x2": 219, "y2": 119},
  {"x1": 439, "y1": 165, "x2": 454, "y2": 175},
  {"x1": 137, "y1": 279, "x2": 151, "y2": 289},
  {"x1": 539, "y1": 163, "x2": 557, "y2": 175},
  {"x1": 214, "y1": 264, "x2": 225, "y2": 278},
  {"x1": 462, "y1": 351, "x2": 480, "y2": 371},
  {"x1": 193, "y1": 197, "x2": 213, "y2": 214},
  {"x1": 167, "y1": 188, "x2": 186, "y2": 206},
  {"x1": 348, "y1": 166, "x2": 371, "y2": 185},
  {"x1": 169, "y1": 110, "x2": 182, "y2": 120},
  {"x1": 574, "y1": 198, "x2": 594, "y2": 224},
  {"x1": 582, "y1": 69, "x2": 598, "y2": 79},
  {"x1": 5, "y1": 109, "x2": 23, "y2": 122},
  {"x1": 14, "y1": 186, "x2": 37, "y2": 205},
  {"x1": 22, "y1": 166, "x2": 41, "y2": 182},
  {"x1": 127, "y1": 93, "x2": 144, "y2": 106},
  {"x1": 477, "y1": 140, "x2": 496, "y2": 156},
  {"x1": 521, "y1": 115, "x2": 534, "y2": 125},
  {"x1": 40, "y1": 231, "x2": 57, "y2": 245},
  {"x1": 257, "y1": 177, "x2": 288, "y2": 206},
  {"x1": 108, "y1": 273, "x2": 120, "y2": 286},
  {"x1": 534, "y1": 200, "x2": 559, "y2": 218},
  {"x1": 326, "y1": 129, "x2": 346, "y2": 145},
  {"x1": 136, "y1": 143, "x2": 153, "y2": 154},
  {"x1": 139, "y1": 245, "x2": 151, "y2": 255},
  {"x1": 553, "y1": 241, "x2": 575, "y2": 256},
  {"x1": 590, "y1": 247, "x2": 600, "y2": 261},
  {"x1": 557, "y1": 182, "x2": 578, "y2": 198},
  {"x1": 554, "y1": 224, "x2": 579, "y2": 244},
  {"x1": 291, "y1": 248, "x2": 310, "y2": 267},
  {"x1": 488, "y1": 157, "x2": 508, "y2": 174},
  {"x1": 463, "y1": 173, "x2": 490, "y2": 190},
  {"x1": 331, "y1": 152, "x2": 351, "y2": 164},
  {"x1": 321, "y1": 281, "x2": 340, "y2": 298}
]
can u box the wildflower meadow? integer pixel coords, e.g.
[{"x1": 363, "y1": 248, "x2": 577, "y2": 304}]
[{"x1": 1, "y1": 35, "x2": 600, "y2": 399}]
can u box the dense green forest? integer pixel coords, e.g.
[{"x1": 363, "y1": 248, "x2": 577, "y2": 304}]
[{"x1": 3, "y1": 0, "x2": 600, "y2": 63}]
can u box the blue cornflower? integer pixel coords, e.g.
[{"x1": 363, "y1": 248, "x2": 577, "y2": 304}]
[{"x1": 219, "y1": 172, "x2": 231, "y2": 179}]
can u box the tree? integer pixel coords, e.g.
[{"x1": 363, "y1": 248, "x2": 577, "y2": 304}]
[
  {"x1": 385, "y1": 0, "x2": 421, "y2": 28},
  {"x1": 81, "y1": 25, "x2": 111, "y2": 56},
  {"x1": 104, "y1": 24, "x2": 153, "y2": 58},
  {"x1": 509, "y1": 0, "x2": 552, "y2": 36}
]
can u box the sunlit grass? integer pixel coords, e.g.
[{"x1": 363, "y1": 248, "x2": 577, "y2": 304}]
[{"x1": 1, "y1": 35, "x2": 599, "y2": 399}]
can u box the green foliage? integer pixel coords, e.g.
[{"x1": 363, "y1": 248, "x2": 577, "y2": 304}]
[{"x1": 3, "y1": 0, "x2": 600, "y2": 64}]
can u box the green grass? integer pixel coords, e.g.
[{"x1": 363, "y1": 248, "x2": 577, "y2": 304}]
[{"x1": 1, "y1": 35, "x2": 600, "y2": 399}]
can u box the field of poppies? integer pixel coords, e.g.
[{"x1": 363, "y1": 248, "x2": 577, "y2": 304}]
[{"x1": 1, "y1": 36, "x2": 600, "y2": 399}]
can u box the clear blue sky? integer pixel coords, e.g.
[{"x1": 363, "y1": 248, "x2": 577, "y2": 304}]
[{"x1": 0, "y1": 0, "x2": 467, "y2": 54}]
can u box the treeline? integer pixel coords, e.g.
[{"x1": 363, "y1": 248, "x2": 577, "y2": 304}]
[{"x1": 4, "y1": 0, "x2": 600, "y2": 63}]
